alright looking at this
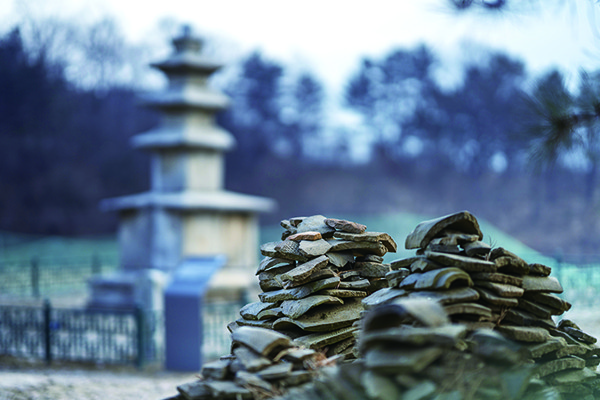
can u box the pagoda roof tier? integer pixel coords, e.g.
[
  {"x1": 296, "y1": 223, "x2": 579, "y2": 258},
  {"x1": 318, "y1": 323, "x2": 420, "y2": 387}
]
[
  {"x1": 143, "y1": 89, "x2": 229, "y2": 111},
  {"x1": 151, "y1": 53, "x2": 222, "y2": 75},
  {"x1": 131, "y1": 127, "x2": 236, "y2": 151},
  {"x1": 101, "y1": 190, "x2": 276, "y2": 213}
]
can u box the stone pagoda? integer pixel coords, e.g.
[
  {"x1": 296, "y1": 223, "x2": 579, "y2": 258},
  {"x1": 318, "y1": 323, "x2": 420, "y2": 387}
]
[{"x1": 88, "y1": 26, "x2": 275, "y2": 310}]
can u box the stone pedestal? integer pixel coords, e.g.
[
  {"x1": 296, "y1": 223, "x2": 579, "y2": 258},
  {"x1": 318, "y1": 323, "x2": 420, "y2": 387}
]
[{"x1": 87, "y1": 269, "x2": 168, "y2": 311}]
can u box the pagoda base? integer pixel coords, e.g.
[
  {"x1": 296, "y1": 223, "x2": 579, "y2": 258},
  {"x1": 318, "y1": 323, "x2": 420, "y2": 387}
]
[{"x1": 86, "y1": 269, "x2": 168, "y2": 311}]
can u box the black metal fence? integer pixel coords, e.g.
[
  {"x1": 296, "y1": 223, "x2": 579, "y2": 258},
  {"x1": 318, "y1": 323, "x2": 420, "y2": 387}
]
[
  {"x1": 0, "y1": 299, "x2": 243, "y2": 367},
  {"x1": 0, "y1": 254, "x2": 118, "y2": 298},
  {"x1": 0, "y1": 300, "x2": 162, "y2": 367},
  {"x1": 202, "y1": 301, "x2": 242, "y2": 360}
]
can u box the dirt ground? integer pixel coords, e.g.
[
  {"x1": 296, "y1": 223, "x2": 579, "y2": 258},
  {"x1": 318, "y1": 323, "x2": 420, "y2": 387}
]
[{"x1": 0, "y1": 359, "x2": 198, "y2": 400}]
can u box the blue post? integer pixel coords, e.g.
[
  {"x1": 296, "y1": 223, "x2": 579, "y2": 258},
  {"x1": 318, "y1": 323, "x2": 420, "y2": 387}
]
[{"x1": 164, "y1": 256, "x2": 226, "y2": 371}]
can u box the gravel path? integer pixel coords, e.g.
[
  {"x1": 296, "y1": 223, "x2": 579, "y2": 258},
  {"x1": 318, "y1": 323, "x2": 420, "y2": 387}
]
[{"x1": 0, "y1": 364, "x2": 198, "y2": 400}]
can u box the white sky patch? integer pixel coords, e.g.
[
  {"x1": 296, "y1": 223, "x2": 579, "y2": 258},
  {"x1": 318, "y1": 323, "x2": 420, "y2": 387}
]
[{"x1": 3, "y1": 0, "x2": 598, "y2": 96}]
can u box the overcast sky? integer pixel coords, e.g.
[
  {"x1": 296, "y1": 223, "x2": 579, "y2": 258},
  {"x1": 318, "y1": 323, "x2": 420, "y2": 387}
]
[{"x1": 3, "y1": 0, "x2": 600, "y2": 94}]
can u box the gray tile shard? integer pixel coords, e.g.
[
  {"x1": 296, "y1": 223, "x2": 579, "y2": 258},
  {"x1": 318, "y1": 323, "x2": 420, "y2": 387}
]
[
  {"x1": 274, "y1": 240, "x2": 309, "y2": 262},
  {"x1": 318, "y1": 289, "x2": 368, "y2": 298},
  {"x1": 529, "y1": 263, "x2": 552, "y2": 276},
  {"x1": 425, "y1": 251, "x2": 497, "y2": 272},
  {"x1": 287, "y1": 231, "x2": 322, "y2": 241},
  {"x1": 256, "y1": 256, "x2": 294, "y2": 275},
  {"x1": 534, "y1": 356, "x2": 586, "y2": 378},
  {"x1": 470, "y1": 272, "x2": 523, "y2": 287},
  {"x1": 496, "y1": 325, "x2": 552, "y2": 342},
  {"x1": 324, "y1": 218, "x2": 367, "y2": 234},
  {"x1": 326, "y1": 251, "x2": 355, "y2": 268},
  {"x1": 390, "y1": 256, "x2": 422, "y2": 270},
  {"x1": 177, "y1": 381, "x2": 210, "y2": 400},
  {"x1": 298, "y1": 239, "x2": 333, "y2": 257},
  {"x1": 525, "y1": 337, "x2": 568, "y2": 358},
  {"x1": 333, "y1": 231, "x2": 397, "y2": 252},
  {"x1": 234, "y1": 371, "x2": 273, "y2": 392},
  {"x1": 362, "y1": 287, "x2": 407, "y2": 309},
  {"x1": 280, "y1": 295, "x2": 344, "y2": 319},
  {"x1": 365, "y1": 345, "x2": 444, "y2": 373},
  {"x1": 295, "y1": 215, "x2": 336, "y2": 237},
  {"x1": 201, "y1": 358, "x2": 231, "y2": 380},
  {"x1": 353, "y1": 261, "x2": 391, "y2": 278},
  {"x1": 363, "y1": 297, "x2": 449, "y2": 330},
  {"x1": 443, "y1": 302, "x2": 492, "y2": 319},
  {"x1": 404, "y1": 211, "x2": 483, "y2": 250},
  {"x1": 463, "y1": 240, "x2": 491, "y2": 257},
  {"x1": 233, "y1": 346, "x2": 272, "y2": 372},
  {"x1": 279, "y1": 255, "x2": 329, "y2": 285},
  {"x1": 409, "y1": 287, "x2": 480, "y2": 305},
  {"x1": 521, "y1": 276, "x2": 564, "y2": 293},
  {"x1": 240, "y1": 301, "x2": 279, "y2": 321},
  {"x1": 231, "y1": 326, "x2": 292, "y2": 358},
  {"x1": 203, "y1": 381, "x2": 252, "y2": 399},
  {"x1": 255, "y1": 362, "x2": 293, "y2": 380},
  {"x1": 293, "y1": 326, "x2": 358, "y2": 349},
  {"x1": 360, "y1": 324, "x2": 468, "y2": 350},
  {"x1": 523, "y1": 292, "x2": 571, "y2": 312},
  {"x1": 473, "y1": 281, "x2": 524, "y2": 298},
  {"x1": 338, "y1": 279, "x2": 370, "y2": 290},
  {"x1": 274, "y1": 299, "x2": 362, "y2": 332},
  {"x1": 328, "y1": 239, "x2": 388, "y2": 257},
  {"x1": 258, "y1": 277, "x2": 340, "y2": 302},
  {"x1": 475, "y1": 287, "x2": 519, "y2": 307}
]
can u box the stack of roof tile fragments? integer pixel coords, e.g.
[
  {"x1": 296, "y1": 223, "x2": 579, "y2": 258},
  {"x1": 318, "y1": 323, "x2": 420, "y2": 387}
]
[
  {"x1": 164, "y1": 211, "x2": 600, "y2": 400},
  {"x1": 359, "y1": 210, "x2": 600, "y2": 399},
  {"x1": 230, "y1": 215, "x2": 397, "y2": 359},
  {"x1": 172, "y1": 326, "x2": 338, "y2": 400},
  {"x1": 279, "y1": 297, "x2": 544, "y2": 400}
]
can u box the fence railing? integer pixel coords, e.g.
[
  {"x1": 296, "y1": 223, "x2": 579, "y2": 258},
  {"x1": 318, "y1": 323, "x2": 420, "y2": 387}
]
[
  {"x1": 0, "y1": 299, "x2": 242, "y2": 367},
  {"x1": 0, "y1": 300, "x2": 161, "y2": 367},
  {"x1": 202, "y1": 301, "x2": 242, "y2": 360},
  {"x1": 0, "y1": 254, "x2": 118, "y2": 298}
]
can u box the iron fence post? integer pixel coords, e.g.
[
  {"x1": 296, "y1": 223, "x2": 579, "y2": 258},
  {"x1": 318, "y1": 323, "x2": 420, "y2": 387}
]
[
  {"x1": 31, "y1": 257, "x2": 40, "y2": 298},
  {"x1": 43, "y1": 299, "x2": 52, "y2": 365},
  {"x1": 135, "y1": 306, "x2": 146, "y2": 369}
]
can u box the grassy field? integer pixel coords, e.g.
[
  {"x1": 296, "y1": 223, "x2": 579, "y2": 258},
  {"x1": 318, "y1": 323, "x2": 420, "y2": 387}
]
[
  {"x1": 0, "y1": 231, "x2": 119, "y2": 262},
  {"x1": 1, "y1": 211, "x2": 599, "y2": 311},
  {"x1": 1, "y1": 211, "x2": 548, "y2": 263},
  {"x1": 3, "y1": 211, "x2": 587, "y2": 302}
]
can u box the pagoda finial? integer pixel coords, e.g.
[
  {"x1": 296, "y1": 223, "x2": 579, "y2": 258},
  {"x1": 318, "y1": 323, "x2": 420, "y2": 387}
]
[{"x1": 172, "y1": 24, "x2": 202, "y2": 54}]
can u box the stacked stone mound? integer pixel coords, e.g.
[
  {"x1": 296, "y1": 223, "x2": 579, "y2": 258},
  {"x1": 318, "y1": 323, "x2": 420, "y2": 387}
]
[
  {"x1": 362, "y1": 210, "x2": 600, "y2": 398},
  {"x1": 230, "y1": 215, "x2": 397, "y2": 360},
  {"x1": 279, "y1": 297, "x2": 548, "y2": 400},
  {"x1": 169, "y1": 326, "x2": 342, "y2": 400}
]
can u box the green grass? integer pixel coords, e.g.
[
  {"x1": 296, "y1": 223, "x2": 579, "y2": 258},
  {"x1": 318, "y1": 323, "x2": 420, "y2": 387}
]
[
  {"x1": 0, "y1": 231, "x2": 118, "y2": 262},
  {"x1": 0, "y1": 212, "x2": 596, "y2": 305},
  {"x1": 1, "y1": 210, "x2": 552, "y2": 266}
]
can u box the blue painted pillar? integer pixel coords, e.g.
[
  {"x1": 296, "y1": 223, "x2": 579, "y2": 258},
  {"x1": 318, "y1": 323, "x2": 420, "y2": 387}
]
[{"x1": 164, "y1": 256, "x2": 226, "y2": 371}]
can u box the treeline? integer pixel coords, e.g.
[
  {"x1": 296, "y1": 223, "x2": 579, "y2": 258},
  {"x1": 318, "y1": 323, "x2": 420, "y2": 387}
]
[
  {"x1": 0, "y1": 29, "x2": 157, "y2": 234},
  {"x1": 1, "y1": 22, "x2": 599, "y2": 255}
]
